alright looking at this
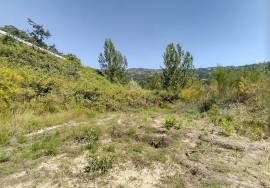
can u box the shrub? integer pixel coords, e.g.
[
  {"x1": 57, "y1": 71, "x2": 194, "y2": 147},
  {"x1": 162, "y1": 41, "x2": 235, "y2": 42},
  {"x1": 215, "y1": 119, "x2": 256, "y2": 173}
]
[
  {"x1": 0, "y1": 152, "x2": 10, "y2": 163},
  {"x1": 0, "y1": 130, "x2": 10, "y2": 146},
  {"x1": 31, "y1": 132, "x2": 60, "y2": 158},
  {"x1": 222, "y1": 118, "x2": 234, "y2": 135},
  {"x1": 71, "y1": 126, "x2": 100, "y2": 143},
  {"x1": 0, "y1": 66, "x2": 23, "y2": 112},
  {"x1": 181, "y1": 86, "x2": 202, "y2": 102},
  {"x1": 207, "y1": 104, "x2": 222, "y2": 125},
  {"x1": 158, "y1": 90, "x2": 180, "y2": 103},
  {"x1": 127, "y1": 127, "x2": 137, "y2": 136},
  {"x1": 199, "y1": 97, "x2": 216, "y2": 112},
  {"x1": 84, "y1": 153, "x2": 114, "y2": 174},
  {"x1": 163, "y1": 116, "x2": 177, "y2": 130},
  {"x1": 85, "y1": 128, "x2": 100, "y2": 152},
  {"x1": 128, "y1": 79, "x2": 141, "y2": 90}
]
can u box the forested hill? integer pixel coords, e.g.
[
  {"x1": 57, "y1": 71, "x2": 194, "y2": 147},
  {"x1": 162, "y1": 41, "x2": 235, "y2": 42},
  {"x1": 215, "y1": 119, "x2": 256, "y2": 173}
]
[{"x1": 128, "y1": 62, "x2": 270, "y2": 87}]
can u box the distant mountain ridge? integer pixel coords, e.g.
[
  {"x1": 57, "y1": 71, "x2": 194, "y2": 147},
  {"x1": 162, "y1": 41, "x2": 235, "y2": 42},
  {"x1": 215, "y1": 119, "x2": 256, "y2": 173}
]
[{"x1": 128, "y1": 62, "x2": 270, "y2": 87}]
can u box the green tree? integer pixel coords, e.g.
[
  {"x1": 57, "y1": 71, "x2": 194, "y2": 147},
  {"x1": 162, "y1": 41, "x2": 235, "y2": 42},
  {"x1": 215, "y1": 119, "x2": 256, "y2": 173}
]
[
  {"x1": 151, "y1": 72, "x2": 162, "y2": 90},
  {"x1": 179, "y1": 48, "x2": 195, "y2": 88},
  {"x1": 162, "y1": 43, "x2": 194, "y2": 90},
  {"x1": 98, "y1": 39, "x2": 128, "y2": 83},
  {"x1": 162, "y1": 43, "x2": 180, "y2": 90},
  {"x1": 215, "y1": 66, "x2": 228, "y2": 97},
  {"x1": 27, "y1": 18, "x2": 51, "y2": 46}
]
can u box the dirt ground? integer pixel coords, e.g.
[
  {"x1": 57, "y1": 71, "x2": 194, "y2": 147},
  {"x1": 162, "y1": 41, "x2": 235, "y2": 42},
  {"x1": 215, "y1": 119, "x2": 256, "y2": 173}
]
[{"x1": 1, "y1": 111, "x2": 269, "y2": 188}]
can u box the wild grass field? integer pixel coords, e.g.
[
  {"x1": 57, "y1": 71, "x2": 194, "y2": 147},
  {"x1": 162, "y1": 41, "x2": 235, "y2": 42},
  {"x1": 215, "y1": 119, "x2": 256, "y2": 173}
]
[{"x1": 0, "y1": 25, "x2": 269, "y2": 188}]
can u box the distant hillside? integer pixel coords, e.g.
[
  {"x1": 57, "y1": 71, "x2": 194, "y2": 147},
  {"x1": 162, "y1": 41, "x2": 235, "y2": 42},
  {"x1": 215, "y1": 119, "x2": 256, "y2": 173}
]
[{"x1": 128, "y1": 62, "x2": 270, "y2": 87}]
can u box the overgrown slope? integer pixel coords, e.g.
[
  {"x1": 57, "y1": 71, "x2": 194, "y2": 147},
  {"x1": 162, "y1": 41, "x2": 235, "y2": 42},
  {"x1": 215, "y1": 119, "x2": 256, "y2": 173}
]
[{"x1": 0, "y1": 36, "x2": 161, "y2": 114}]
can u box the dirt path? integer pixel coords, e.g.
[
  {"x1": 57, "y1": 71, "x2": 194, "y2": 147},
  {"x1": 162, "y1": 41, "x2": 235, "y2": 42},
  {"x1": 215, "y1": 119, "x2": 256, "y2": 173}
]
[
  {"x1": 25, "y1": 113, "x2": 118, "y2": 137},
  {"x1": 25, "y1": 121, "x2": 87, "y2": 137}
]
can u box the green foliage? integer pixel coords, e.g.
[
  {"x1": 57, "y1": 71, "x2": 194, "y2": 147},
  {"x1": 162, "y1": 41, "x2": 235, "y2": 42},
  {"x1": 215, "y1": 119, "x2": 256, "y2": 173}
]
[
  {"x1": 0, "y1": 25, "x2": 33, "y2": 43},
  {"x1": 0, "y1": 153, "x2": 10, "y2": 163},
  {"x1": 16, "y1": 134, "x2": 27, "y2": 144},
  {"x1": 163, "y1": 116, "x2": 178, "y2": 130},
  {"x1": 162, "y1": 43, "x2": 195, "y2": 90},
  {"x1": 221, "y1": 118, "x2": 234, "y2": 135},
  {"x1": 207, "y1": 105, "x2": 221, "y2": 125},
  {"x1": 180, "y1": 85, "x2": 202, "y2": 102},
  {"x1": 0, "y1": 66, "x2": 23, "y2": 111},
  {"x1": 214, "y1": 65, "x2": 261, "y2": 103},
  {"x1": 128, "y1": 79, "x2": 141, "y2": 90},
  {"x1": 162, "y1": 43, "x2": 180, "y2": 90},
  {"x1": 99, "y1": 39, "x2": 128, "y2": 83},
  {"x1": 236, "y1": 120, "x2": 267, "y2": 140},
  {"x1": 31, "y1": 132, "x2": 60, "y2": 158},
  {"x1": 150, "y1": 72, "x2": 162, "y2": 90},
  {"x1": 127, "y1": 127, "x2": 137, "y2": 136},
  {"x1": 0, "y1": 36, "x2": 161, "y2": 115},
  {"x1": 84, "y1": 153, "x2": 114, "y2": 174},
  {"x1": 84, "y1": 127, "x2": 100, "y2": 152},
  {"x1": 65, "y1": 53, "x2": 81, "y2": 65},
  {"x1": 67, "y1": 126, "x2": 100, "y2": 144},
  {"x1": 0, "y1": 129, "x2": 10, "y2": 145},
  {"x1": 157, "y1": 90, "x2": 180, "y2": 104},
  {"x1": 27, "y1": 18, "x2": 51, "y2": 47}
]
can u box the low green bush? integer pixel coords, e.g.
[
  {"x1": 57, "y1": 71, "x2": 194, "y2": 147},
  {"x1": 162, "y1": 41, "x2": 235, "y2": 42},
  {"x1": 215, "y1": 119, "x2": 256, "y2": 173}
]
[
  {"x1": 222, "y1": 118, "x2": 234, "y2": 135},
  {"x1": 163, "y1": 116, "x2": 178, "y2": 130},
  {"x1": 84, "y1": 153, "x2": 114, "y2": 174},
  {"x1": 0, "y1": 152, "x2": 10, "y2": 163},
  {"x1": 0, "y1": 129, "x2": 10, "y2": 146}
]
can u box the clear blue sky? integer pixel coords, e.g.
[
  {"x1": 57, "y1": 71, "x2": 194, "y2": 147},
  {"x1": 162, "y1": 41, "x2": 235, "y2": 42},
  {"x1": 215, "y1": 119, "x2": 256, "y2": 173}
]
[{"x1": 0, "y1": 0, "x2": 269, "y2": 68}]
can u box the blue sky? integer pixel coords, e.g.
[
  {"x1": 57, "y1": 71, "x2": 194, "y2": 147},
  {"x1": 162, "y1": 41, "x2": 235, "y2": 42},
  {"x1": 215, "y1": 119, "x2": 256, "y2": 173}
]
[{"x1": 0, "y1": 0, "x2": 269, "y2": 68}]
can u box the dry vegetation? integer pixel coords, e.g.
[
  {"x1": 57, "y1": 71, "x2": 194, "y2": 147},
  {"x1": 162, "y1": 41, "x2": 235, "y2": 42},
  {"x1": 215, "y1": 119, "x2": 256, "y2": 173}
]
[
  {"x1": 0, "y1": 27, "x2": 269, "y2": 187},
  {"x1": 0, "y1": 106, "x2": 269, "y2": 187}
]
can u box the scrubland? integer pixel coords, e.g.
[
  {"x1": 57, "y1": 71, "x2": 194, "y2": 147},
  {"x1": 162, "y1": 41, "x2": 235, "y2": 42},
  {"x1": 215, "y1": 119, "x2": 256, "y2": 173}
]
[{"x1": 0, "y1": 34, "x2": 269, "y2": 187}]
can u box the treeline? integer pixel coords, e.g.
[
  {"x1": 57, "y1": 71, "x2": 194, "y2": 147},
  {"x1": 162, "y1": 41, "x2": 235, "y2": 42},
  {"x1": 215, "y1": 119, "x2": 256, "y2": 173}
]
[
  {"x1": 98, "y1": 39, "x2": 196, "y2": 91},
  {"x1": 1, "y1": 19, "x2": 196, "y2": 91}
]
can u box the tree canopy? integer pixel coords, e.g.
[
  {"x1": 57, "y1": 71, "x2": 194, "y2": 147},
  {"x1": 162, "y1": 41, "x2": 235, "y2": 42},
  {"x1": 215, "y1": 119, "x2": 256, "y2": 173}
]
[
  {"x1": 27, "y1": 18, "x2": 51, "y2": 47},
  {"x1": 162, "y1": 43, "x2": 195, "y2": 90},
  {"x1": 99, "y1": 39, "x2": 128, "y2": 83}
]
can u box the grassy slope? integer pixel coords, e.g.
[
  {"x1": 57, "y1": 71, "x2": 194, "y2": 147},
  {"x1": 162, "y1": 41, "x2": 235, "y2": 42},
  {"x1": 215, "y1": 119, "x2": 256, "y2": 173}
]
[
  {"x1": 0, "y1": 35, "x2": 270, "y2": 187},
  {"x1": 0, "y1": 36, "x2": 164, "y2": 150},
  {"x1": 0, "y1": 36, "x2": 159, "y2": 113}
]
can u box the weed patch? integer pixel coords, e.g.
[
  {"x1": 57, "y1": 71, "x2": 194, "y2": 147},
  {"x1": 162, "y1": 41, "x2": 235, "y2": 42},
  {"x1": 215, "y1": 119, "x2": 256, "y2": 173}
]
[
  {"x1": 0, "y1": 152, "x2": 10, "y2": 163},
  {"x1": 84, "y1": 153, "x2": 114, "y2": 174}
]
